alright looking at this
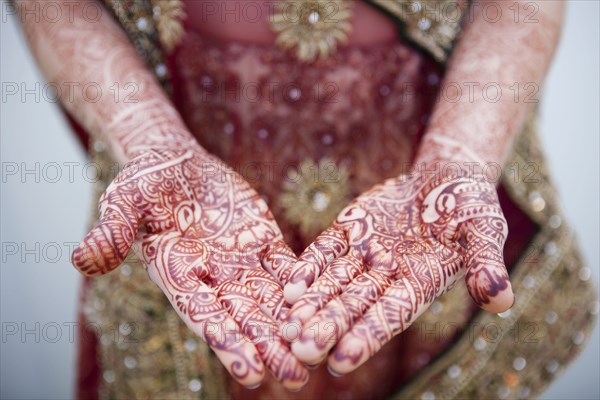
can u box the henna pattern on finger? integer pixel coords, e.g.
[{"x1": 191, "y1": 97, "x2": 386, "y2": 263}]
[
  {"x1": 22, "y1": 1, "x2": 307, "y2": 385},
  {"x1": 284, "y1": 226, "x2": 348, "y2": 303},
  {"x1": 288, "y1": 254, "x2": 365, "y2": 326},
  {"x1": 290, "y1": 163, "x2": 513, "y2": 373},
  {"x1": 71, "y1": 146, "x2": 308, "y2": 387}
]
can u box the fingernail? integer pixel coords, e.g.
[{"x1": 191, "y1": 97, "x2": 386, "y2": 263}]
[
  {"x1": 245, "y1": 383, "x2": 261, "y2": 390},
  {"x1": 284, "y1": 281, "x2": 308, "y2": 304},
  {"x1": 327, "y1": 365, "x2": 343, "y2": 377}
]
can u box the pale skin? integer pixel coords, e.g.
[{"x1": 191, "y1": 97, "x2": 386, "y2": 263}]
[
  {"x1": 15, "y1": 0, "x2": 310, "y2": 390},
  {"x1": 282, "y1": 0, "x2": 565, "y2": 375},
  {"x1": 16, "y1": 0, "x2": 565, "y2": 390}
]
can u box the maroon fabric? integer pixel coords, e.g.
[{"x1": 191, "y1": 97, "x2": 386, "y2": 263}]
[{"x1": 62, "y1": 106, "x2": 90, "y2": 152}]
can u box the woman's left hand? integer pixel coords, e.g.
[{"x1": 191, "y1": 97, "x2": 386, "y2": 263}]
[{"x1": 281, "y1": 164, "x2": 514, "y2": 374}]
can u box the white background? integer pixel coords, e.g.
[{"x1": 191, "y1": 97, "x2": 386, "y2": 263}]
[{"x1": 1, "y1": 1, "x2": 598, "y2": 398}]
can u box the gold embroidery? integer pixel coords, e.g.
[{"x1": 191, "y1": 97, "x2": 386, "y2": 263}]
[
  {"x1": 101, "y1": 0, "x2": 180, "y2": 91},
  {"x1": 369, "y1": 0, "x2": 469, "y2": 62},
  {"x1": 279, "y1": 157, "x2": 351, "y2": 237},
  {"x1": 270, "y1": 0, "x2": 353, "y2": 62},
  {"x1": 150, "y1": 0, "x2": 185, "y2": 52}
]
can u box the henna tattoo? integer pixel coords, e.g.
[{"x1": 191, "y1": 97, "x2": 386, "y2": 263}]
[
  {"x1": 286, "y1": 165, "x2": 514, "y2": 373},
  {"x1": 16, "y1": 0, "x2": 196, "y2": 164},
  {"x1": 16, "y1": 0, "x2": 307, "y2": 389},
  {"x1": 18, "y1": 0, "x2": 564, "y2": 390},
  {"x1": 72, "y1": 147, "x2": 309, "y2": 389},
  {"x1": 283, "y1": 226, "x2": 348, "y2": 303},
  {"x1": 420, "y1": 1, "x2": 565, "y2": 166},
  {"x1": 283, "y1": 1, "x2": 564, "y2": 376}
]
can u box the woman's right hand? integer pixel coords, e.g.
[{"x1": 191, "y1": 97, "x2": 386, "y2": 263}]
[{"x1": 72, "y1": 145, "x2": 308, "y2": 390}]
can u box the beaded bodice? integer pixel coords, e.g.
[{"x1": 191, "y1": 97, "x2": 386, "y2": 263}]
[{"x1": 171, "y1": 31, "x2": 442, "y2": 254}]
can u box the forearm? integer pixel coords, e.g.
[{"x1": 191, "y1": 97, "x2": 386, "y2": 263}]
[
  {"x1": 15, "y1": 0, "x2": 199, "y2": 164},
  {"x1": 416, "y1": 0, "x2": 565, "y2": 166}
]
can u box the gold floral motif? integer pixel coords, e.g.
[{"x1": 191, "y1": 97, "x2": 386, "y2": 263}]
[
  {"x1": 270, "y1": 0, "x2": 353, "y2": 62},
  {"x1": 150, "y1": 0, "x2": 186, "y2": 52},
  {"x1": 279, "y1": 157, "x2": 351, "y2": 236},
  {"x1": 370, "y1": 0, "x2": 469, "y2": 62}
]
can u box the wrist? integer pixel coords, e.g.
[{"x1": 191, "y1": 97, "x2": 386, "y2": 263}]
[
  {"x1": 99, "y1": 100, "x2": 206, "y2": 164},
  {"x1": 415, "y1": 133, "x2": 487, "y2": 166},
  {"x1": 396, "y1": 135, "x2": 504, "y2": 186}
]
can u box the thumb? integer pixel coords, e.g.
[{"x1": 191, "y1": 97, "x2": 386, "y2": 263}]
[
  {"x1": 463, "y1": 217, "x2": 514, "y2": 314},
  {"x1": 283, "y1": 226, "x2": 348, "y2": 304},
  {"x1": 72, "y1": 189, "x2": 141, "y2": 276},
  {"x1": 260, "y1": 240, "x2": 298, "y2": 287}
]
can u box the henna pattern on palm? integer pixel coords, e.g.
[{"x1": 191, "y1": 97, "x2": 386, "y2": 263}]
[
  {"x1": 15, "y1": 0, "x2": 307, "y2": 389},
  {"x1": 284, "y1": 165, "x2": 514, "y2": 374},
  {"x1": 72, "y1": 147, "x2": 308, "y2": 389}
]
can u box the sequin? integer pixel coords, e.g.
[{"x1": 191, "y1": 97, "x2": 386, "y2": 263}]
[
  {"x1": 103, "y1": 370, "x2": 116, "y2": 383},
  {"x1": 201, "y1": 75, "x2": 213, "y2": 88},
  {"x1": 188, "y1": 378, "x2": 203, "y2": 392},
  {"x1": 93, "y1": 140, "x2": 107, "y2": 153},
  {"x1": 321, "y1": 133, "x2": 334, "y2": 145},
  {"x1": 311, "y1": 191, "x2": 331, "y2": 212},
  {"x1": 473, "y1": 337, "x2": 487, "y2": 350},
  {"x1": 287, "y1": 87, "x2": 302, "y2": 101},
  {"x1": 100, "y1": 334, "x2": 112, "y2": 346},
  {"x1": 119, "y1": 323, "x2": 133, "y2": 336},
  {"x1": 379, "y1": 85, "x2": 391, "y2": 96},
  {"x1": 519, "y1": 386, "x2": 531, "y2": 398},
  {"x1": 430, "y1": 301, "x2": 443, "y2": 314},
  {"x1": 572, "y1": 331, "x2": 585, "y2": 345},
  {"x1": 545, "y1": 311, "x2": 558, "y2": 325},
  {"x1": 120, "y1": 263, "x2": 132, "y2": 277},
  {"x1": 548, "y1": 215, "x2": 562, "y2": 229},
  {"x1": 155, "y1": 64, "x2": 167, "y2": 77},
  {"x1": 184, "y1": 339, "x2": 197, "y2": 352},
  {"x1": 136, "y1": 18, "x2": 148, "y2": 30},
  {"x1": 578, "y1": 267, "x2": 591, "y2": 281},
  {"x1": 545, "y1": 360, "x2": 560, "y2": 374},
  {"x1": 223, "y1": 122, "x2": 235, "y2": 135},
  {"x1": 308, "y1": 11, "x2": 320, "y2": 24},
  {"x1": 257, "y1": 128, "x2": 269, "y2": 140},
  {"x1": 522, "y1": 275, "x2": 535, "y2": 289},
  {"x1": 497, "y1": 385, "x2": 510, "y2": 399},
  {"x1": 421, "y1": 391, "x2": 435, "y2": 400},
  {"x1": 544, "y1": 241, "x2": 557, "y2": 256},
  {"x1": 418, "y1": 18, "x2": 432, "y2": 31},
  {"x1": 428, "y1": 73, "x2": 440, "y2": 85},
  {"x1": 528, "y1": 191, "x2": 546, "y2": 212},
  {"x1": 447, "y1": 364, "x2": 461, "y2": 378},
  {"x1": 124, "y1": 356, "x2": 138, "y2": 369},
  {"x1": 513, "y1": 357, "x2": 527, "y2": 371}
]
